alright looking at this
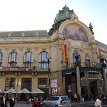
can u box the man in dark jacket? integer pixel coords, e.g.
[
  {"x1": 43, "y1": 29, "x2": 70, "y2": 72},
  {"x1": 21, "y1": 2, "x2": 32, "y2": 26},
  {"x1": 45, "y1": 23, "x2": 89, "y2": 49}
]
[
  {"x1": 0, "y1": 94, "x2": 8, "y2": 107},
  {"x1": 9, "y1": 95, "x2": 15, "y2": 107}
]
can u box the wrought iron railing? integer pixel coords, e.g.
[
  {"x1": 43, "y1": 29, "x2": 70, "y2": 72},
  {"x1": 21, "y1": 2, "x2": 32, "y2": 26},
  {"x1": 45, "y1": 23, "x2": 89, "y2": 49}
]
[{"x1": 0, "y1": 66, "x2": 49, "y2": 74}]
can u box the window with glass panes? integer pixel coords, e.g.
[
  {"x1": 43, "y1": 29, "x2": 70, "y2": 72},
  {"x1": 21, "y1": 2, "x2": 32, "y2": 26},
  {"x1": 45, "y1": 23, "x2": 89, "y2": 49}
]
[{"x1": 39, "y1": 51, "x2": 49, "y2": 69}]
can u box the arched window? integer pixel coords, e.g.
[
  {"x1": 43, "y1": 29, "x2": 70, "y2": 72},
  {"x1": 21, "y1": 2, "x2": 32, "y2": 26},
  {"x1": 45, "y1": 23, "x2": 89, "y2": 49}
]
[
  {"x1": 9, "y1": 51, "x2": 17, "y2": 67},
  {"x1": 23, "y1": 51, "x2": 33, "y2": 68},
  {"x1": 39, "y1": 51, "x2": 49, "y2": 69},
  {"x1": 0, "y1": 52, "x2": 3, "y2": 66},
  {"x1": 0, "y1": 52, "x2": 3, "y2": 62}
]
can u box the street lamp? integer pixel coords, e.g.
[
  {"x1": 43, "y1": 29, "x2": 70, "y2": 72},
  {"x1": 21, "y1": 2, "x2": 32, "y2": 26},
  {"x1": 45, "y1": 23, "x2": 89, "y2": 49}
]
[{"x1": 47, "y1": 57, "x2": 52, "y2": 95}]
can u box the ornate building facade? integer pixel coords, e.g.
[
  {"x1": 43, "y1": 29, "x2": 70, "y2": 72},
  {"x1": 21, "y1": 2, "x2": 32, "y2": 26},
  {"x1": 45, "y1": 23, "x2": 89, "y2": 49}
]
[{"x1": 0, "y1": 5, "x2": 107, "y2": 99}]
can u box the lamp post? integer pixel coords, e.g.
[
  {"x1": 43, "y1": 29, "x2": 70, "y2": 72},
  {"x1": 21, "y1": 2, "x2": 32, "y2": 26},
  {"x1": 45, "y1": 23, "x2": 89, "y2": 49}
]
[{"x1": 47, "y1": 57, "x2": 52, "y2": 95}]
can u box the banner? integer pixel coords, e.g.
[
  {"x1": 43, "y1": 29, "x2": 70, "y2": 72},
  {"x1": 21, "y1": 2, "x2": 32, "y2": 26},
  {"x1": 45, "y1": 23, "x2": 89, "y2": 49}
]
[
  {"x1": 97, "y1": 48, "x2": 101, "y2": 63},
  {"x1": 51, "y1": 79, "x2": 57, "y2": 88},
  {"x1": 63, "y1": 44, "x2": 67, "y2": 64}
]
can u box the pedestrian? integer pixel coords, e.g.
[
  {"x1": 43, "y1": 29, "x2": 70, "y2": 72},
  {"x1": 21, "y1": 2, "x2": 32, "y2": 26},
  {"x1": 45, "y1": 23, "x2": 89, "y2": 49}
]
[
  {"x1": 33, "y1": 97, "x2": 41, "y2": 107},
  {"x1": 0, "y1": 94, "x2": 8, "y2": 107},
  {"x1": 94, "y1": 95, "x2": 102, "y2": 107},
  {"x1": 74, "y1": 93, "x2": 77, "y2": 102},
  {"x1": 9, "y1": 95, "x2": 15, "y2": 107},
  {"x1": 0, "y1": 94, "x2": 3, "y2": 106}
]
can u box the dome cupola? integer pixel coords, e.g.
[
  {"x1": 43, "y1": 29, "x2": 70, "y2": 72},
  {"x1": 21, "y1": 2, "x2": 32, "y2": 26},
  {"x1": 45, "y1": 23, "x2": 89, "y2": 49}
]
[
  {"x1": 48, "y1": 5, "x2": 78, "y2": 36},
  {"x1": 54, "y1": 5, "x2": 78, "y2": 24}
]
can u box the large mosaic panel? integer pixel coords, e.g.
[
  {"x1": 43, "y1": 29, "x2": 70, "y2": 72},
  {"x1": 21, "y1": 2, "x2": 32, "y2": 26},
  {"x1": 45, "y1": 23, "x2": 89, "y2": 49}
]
[{"x1": 62, "y1": 24, "x2": 88, "y2": 42}]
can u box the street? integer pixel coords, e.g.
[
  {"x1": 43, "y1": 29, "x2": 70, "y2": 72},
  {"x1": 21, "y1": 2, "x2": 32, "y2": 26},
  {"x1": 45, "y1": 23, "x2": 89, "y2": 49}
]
[
  {"x1": 14, "y1": 102, "x2": 32, "y2": 107},
  {"x1": 15, "y1": 104, "x2": 32, "y2": 107},
  {"x1": 13, "y1": 101, "x2": 107, "y2": 107}
]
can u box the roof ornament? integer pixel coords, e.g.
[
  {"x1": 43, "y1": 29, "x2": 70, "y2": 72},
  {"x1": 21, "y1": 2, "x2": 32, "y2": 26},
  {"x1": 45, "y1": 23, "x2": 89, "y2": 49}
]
[
  {"x1": 89, "y1": 22, "x2": 94, "y2": 35},
  {"x1": 54, "y1": 5, "x2": 70, "y2": 24}
]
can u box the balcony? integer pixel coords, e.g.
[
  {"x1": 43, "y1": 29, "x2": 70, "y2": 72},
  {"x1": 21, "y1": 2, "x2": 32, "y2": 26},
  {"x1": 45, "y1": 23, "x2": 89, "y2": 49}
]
[
  {"x1": 0, "y1": 67, "x2": 27, "y2": 71},
  {"x1": 61, "y1": 63, "x2": 102, "y2": 76},
  {"x1": 0, "y1": 66, "x2": 50, "y2": 74}
]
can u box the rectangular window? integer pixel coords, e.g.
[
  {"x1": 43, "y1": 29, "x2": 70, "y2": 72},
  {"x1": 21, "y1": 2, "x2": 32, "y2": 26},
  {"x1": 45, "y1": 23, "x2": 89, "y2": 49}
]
[
  {"x1": 38, "y1": 78, "x2": 48, "y2": 88},
  {"x1": 85, "y1": 59, "x2": 90, "y2": 66},
  {"x1": 21, "y1": 78, "x2": 32, "y2": 91},
  {"x1": 5, "y1": 78, "x2": 16, "y2": 90}
]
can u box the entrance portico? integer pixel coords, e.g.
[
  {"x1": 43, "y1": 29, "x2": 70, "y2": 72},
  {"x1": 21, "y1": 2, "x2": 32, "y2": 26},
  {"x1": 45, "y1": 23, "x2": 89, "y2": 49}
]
[{"x1": 61, "y1": 67, "x2": 102, "y2": 100}]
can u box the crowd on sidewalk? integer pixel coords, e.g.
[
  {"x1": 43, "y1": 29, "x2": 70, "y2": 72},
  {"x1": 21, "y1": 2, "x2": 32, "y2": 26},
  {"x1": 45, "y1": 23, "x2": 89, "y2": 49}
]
[{"x1": 0, "y1": 94, "x2": 15, "y2": 107}]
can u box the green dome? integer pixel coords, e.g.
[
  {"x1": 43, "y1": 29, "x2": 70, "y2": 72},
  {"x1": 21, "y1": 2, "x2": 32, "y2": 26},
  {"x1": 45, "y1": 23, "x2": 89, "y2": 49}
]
[
  {"x1": 54, "y1": 5, "x2": 73, "y2": 23},
  {"x1": 48, "y1": 5, "x2": 78, "y2": 36}
]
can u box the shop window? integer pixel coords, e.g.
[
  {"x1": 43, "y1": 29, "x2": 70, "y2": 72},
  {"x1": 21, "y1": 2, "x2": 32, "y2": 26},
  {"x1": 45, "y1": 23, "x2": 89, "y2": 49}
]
[
  {"x1": 38, "y1": 78, "x2": 48, "y2": 87},
  {"x1": 5, "y1": 78, "x2": 16, "y2": 90},
  {"x1": 21, "y1": 78, "x2": 32, "y2": 91}
]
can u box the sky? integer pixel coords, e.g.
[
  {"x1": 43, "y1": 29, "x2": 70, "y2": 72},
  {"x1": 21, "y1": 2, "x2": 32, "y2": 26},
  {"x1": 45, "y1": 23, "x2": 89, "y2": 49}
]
[{"x1": 0, "y1": 0, "x2": 106, "y2": 44}]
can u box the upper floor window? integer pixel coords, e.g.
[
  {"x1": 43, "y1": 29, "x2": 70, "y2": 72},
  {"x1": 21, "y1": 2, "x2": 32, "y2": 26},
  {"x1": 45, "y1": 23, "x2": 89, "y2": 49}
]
[
  {"x1": 84, "y1": 54, "x2": 90, "y2": 67},
  {"x1": 0, "y1": 52, "x2": 3, "y2": 62},
  {"x1": 9, "y1": 51, "x2": 17, "y2": 67},
  {"x1": 0, "y1": 52, "x2": 3, "y2": 66},
  {"x1": 72, "y1": 52, "x2": 79, "y2": 64},
  {"x1": 23, "y1": 51, "x2": 33, "y2": 68},
  {"x1": 9, "y1": 52, "x2": 17, "y2": 62},
  {"x1": 39, "y1": 51, "x2": 49, "y2": 69}
]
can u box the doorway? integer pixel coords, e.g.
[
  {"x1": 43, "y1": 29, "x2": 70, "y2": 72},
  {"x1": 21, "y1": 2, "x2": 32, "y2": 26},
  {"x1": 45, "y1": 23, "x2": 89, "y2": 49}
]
[{"x1": 89, "y1": 80, "x2": 98, "y2": 99}]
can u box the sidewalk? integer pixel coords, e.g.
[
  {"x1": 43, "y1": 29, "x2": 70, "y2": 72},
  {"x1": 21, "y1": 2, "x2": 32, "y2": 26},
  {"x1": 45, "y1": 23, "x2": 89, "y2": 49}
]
[
  {"x1": 15, "y1": 100, "x2": 107, "y2": 107},
  {"x1": 71, "y1": 101, "x2": 94, "y2": 107},
  {"x1": 71, "y1": 101, "x2": 107, "y2": 107}
]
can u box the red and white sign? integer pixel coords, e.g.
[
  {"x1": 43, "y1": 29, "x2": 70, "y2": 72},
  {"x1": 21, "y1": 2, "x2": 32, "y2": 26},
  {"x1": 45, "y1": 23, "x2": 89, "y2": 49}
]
[{"x1": 51, "y1": 79, "x2": 57, "y2": 88}]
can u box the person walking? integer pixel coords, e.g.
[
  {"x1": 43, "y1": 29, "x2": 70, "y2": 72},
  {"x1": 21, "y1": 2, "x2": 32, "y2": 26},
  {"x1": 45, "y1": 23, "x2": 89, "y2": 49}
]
[
  {"x1": 32, "y1": 97, "x2": 41, "y2": 107},
  {"x1": 0, "y1": 94, "x2": 8, "y2": 107},
  {"x1": 94, "y1": 95, "x2": 102, "y2": 107},
  {"x1": 9, "y1": 95, "x2": 15, "y2": 107}
]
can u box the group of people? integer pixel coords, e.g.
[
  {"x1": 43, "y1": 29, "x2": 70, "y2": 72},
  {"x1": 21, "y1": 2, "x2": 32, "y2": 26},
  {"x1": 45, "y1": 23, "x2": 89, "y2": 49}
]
[{"x1": 0, "y1": 94, "x2": 15, "y2": 107}]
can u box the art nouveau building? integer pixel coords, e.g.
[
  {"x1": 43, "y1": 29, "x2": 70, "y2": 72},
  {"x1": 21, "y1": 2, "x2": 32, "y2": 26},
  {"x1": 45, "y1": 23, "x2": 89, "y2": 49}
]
[{"x1": 0, "y1": 6, "x2": 107, "y2": 99}]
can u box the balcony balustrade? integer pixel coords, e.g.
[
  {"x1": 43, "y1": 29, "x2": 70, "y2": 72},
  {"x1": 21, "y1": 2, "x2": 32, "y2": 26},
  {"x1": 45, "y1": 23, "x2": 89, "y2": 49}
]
[{"x1": 0, "y1": 66, "x2": 50, "y2": 74}]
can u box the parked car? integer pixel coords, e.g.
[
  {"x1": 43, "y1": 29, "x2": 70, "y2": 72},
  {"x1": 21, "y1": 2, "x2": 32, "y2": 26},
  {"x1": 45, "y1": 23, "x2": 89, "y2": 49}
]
[{"x1": 42, "y1": 96, "x2": 71, "y2": 107}]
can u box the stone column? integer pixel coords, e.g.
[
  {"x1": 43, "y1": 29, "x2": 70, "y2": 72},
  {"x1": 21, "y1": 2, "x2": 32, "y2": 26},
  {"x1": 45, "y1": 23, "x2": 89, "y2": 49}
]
[
  {"x1": 15, "y1": 74, "x2": 21, "y2": 92},
  {"x1": 32, "y1": 76, "x2": 38, "y2": 91},
  {"x1": 76, "y1": 66, "x2": 81, "y2": 100},
  {"x1": 103, "y1": 68, "x2": 107, "y2": 95}
]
